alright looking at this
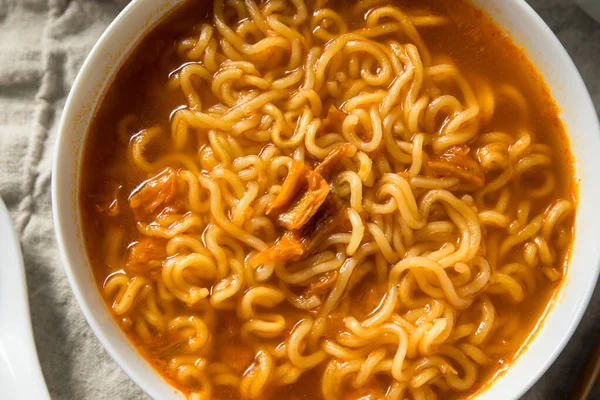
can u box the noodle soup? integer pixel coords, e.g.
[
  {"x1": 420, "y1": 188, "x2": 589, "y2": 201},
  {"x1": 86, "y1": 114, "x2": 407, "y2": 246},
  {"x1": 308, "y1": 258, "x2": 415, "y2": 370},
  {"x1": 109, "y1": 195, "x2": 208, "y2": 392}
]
[{"x1": 80, "y1": 0, "x2": 575, "y2": 398}]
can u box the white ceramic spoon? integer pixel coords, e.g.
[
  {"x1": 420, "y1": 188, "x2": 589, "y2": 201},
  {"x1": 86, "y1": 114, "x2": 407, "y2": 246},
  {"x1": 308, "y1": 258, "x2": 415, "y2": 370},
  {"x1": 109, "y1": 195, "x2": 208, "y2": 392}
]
[{"x1": 0, "y1": 197, "x2": 50, "y2": 399}]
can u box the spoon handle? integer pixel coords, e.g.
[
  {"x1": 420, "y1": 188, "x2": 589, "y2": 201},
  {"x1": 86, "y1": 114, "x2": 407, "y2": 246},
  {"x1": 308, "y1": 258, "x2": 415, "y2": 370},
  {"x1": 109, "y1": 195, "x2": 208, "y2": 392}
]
[{"x1": 0, "y1": 198, "x2": 50, "y2": 400}]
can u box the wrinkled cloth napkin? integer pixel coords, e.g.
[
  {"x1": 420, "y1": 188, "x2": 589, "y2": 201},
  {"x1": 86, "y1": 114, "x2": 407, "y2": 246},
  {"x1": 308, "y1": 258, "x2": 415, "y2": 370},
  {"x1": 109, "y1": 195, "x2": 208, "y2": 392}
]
[{"x1": 0, "y1": 0, "x2": 598, "y2": 399}]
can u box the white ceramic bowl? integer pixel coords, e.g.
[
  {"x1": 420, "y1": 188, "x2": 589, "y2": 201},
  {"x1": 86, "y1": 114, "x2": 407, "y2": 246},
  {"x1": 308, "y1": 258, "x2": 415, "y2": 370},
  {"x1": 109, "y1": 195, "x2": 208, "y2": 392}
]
[{"x1": 52, "y1": 0, "x2": 600, "y2": 399}]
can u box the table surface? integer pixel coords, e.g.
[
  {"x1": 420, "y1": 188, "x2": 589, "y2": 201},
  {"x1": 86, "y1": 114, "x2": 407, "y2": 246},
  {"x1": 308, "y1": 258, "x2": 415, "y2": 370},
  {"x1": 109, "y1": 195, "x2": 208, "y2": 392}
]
[{"x1": 0, "y1": 0, "x2": 598, "y2": 399}]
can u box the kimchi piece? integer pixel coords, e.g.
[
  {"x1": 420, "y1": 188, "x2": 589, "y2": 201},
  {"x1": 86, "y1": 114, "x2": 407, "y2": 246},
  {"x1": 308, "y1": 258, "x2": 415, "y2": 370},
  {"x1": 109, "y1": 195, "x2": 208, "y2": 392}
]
[
  {"x1": 267, "y1": 161, "x2": 312, "y2": 216},
  {"x1": 250, "y1": 194, "x2": 345, "y2": 267},
  {"x1": 428, "y1": 145, "x2": 485, "y2": 188},
  {"x1": 278, "y1": 170, "x2": 330, "y2": 230},
  {"x1": 251, "y1": 146, "x2": 355, "y2": 267},
  {"x1": 129, "y1": 168, "x2": 177, "y2": 219},
  {"x1": 126, "y1": 237, "x2": 166, "y2": 275},
  {"x1": 249, "y1": 231, "x2": 305, "y2": 266}
]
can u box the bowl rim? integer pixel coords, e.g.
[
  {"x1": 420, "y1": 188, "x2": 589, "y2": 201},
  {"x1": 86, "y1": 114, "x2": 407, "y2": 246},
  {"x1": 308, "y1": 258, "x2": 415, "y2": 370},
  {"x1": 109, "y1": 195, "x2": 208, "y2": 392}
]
[
  {"x1": 52, "y1": 1, "x2": 189, "y2": 398},
  {"x1": 51, "y1": 0, "x2": 600, "y2": 399},
  {"x1": 467, "y1": 0, "x2": 600, "y2": 398}
]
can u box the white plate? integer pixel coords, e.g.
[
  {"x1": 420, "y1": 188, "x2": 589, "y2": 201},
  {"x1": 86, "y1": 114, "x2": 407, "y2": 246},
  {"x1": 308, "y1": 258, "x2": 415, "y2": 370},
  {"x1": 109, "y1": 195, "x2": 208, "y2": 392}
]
[{"x1": 0, "y1": 198, "x2": 50, "y2": 399}]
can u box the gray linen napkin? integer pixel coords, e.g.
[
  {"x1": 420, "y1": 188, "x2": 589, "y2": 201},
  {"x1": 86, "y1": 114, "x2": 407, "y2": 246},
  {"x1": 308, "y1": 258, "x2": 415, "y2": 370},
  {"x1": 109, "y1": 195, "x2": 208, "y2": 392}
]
[{"x1": 0, "y1": 0, "x2": 598, "y2": 399}]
